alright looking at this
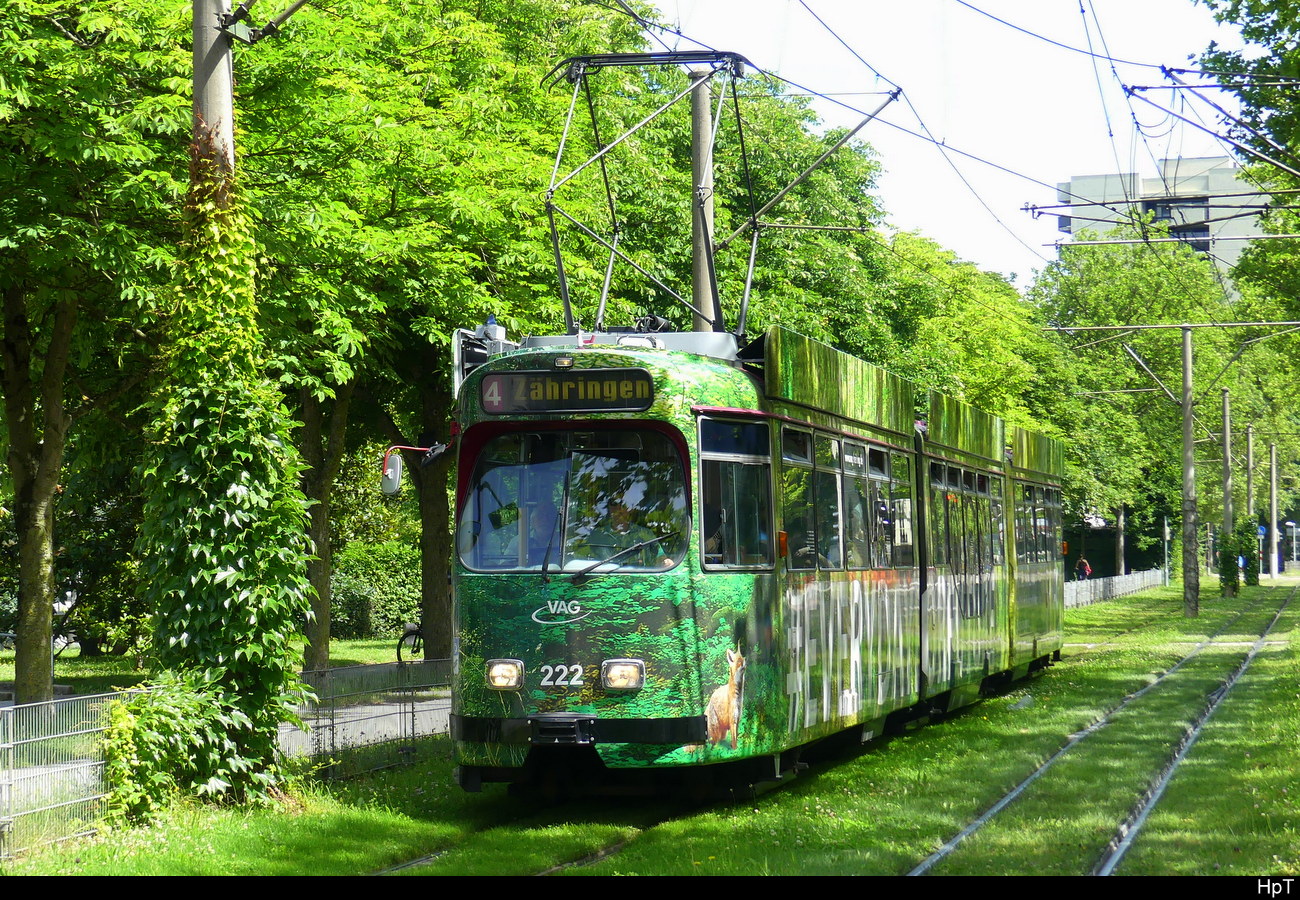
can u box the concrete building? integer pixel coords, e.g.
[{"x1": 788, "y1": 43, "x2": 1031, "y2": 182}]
[{"x1": 1054, "y1": 156, "x2": 1268, "y2": 278}]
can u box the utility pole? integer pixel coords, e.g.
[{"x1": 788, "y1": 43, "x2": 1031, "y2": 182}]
[
  {"x1": 192, "y1": 1, "x2": 312, "y2": 176},
  {"x1": 1246, "y1": 424, "x2": 1255, "y2": 519},
  {"x1": 1114, "y1": 506, "x2": 1125, "y2": 576},
  {"x1": 1222, "y1": 388, "x2": 1234, "y2": 596},
  {"x1": 1248, "y1": 423, "x2": 1257, "y2": 573},
  {"x1": 1270, "y1": 442, "x2": 1279, "y2": 578},
  {"x1": 690, "y1": 69, "x2": 718, "y2": 332},
  {"x1": 193, "y1": 0, "x2": 236, "y2": 175},
  {"x1": 1182, "y1": 326, "x2": 1199, "y2": 615}
]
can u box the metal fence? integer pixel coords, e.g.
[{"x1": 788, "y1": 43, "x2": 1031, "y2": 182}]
[
  {"x1": 283, "y1": 658, "x2": 453, "y2": 777},
  {"x1": 1065, "y1": 567, "x2": 1167, "y2": 608},
  {"x1": 0, "y1": 691, "x2": 129, "y2": 860},
  {"x1": 0, "y1": 659, "x2": 452, "y2": 859}
]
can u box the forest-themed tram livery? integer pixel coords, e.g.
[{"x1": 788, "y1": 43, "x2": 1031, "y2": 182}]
[{"x1": 448, "y1": 325, "x2": 1063, "y2": 792}]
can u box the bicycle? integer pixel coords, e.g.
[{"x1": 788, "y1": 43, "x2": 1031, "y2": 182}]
[{"x1": 397, "y1": 622, "x2": 423, "y2": 662}]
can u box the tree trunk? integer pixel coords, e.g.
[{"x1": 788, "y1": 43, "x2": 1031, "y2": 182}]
[
  {"x1": 298, "y1": 381, "x2": 354, "y2": 673},
  {"x1": 413, "y1": 382, "x2": 453, "y2": 660},
  {"x1": 1, "y1": 284, "x2": 76, "y2": 704}
]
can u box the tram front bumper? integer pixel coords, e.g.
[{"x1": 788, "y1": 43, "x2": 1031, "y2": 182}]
[{"x1": 451, "y1": 713, "x2": 707, "y2": 746}]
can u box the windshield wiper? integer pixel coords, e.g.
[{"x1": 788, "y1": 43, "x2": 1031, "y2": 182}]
[
  {"x1": 571, "y1": 531, "x2": 680, "y2": 583},
  {"x1": 541, "y1": 475, "x2": 571, "y2": 584}
]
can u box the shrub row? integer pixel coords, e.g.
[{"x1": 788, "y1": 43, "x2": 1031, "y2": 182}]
[{"x1": 329, "y1": 541, "x2": 421, "y2": 638}]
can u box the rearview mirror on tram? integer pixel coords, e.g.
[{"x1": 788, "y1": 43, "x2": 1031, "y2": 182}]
[{"x1": 381, "y1": 450, "x2": 404, "y2": 496}]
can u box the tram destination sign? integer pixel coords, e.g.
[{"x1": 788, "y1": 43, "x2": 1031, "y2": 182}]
[{"x1": 480, "y1": 368, "x2": 654, "y2": 414}]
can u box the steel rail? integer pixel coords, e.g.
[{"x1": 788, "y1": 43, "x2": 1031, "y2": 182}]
[
  {"x1": 907, "y1": 589, "x2": 1283, "y2": 876},
  {"x1": 1093, "y1": 586, "x2": 1295, "y2": 876}
]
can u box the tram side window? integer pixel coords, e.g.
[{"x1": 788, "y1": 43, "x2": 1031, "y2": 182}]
[
  {"x1": 973, "y1": 493, "x2": 989, "y2": 573},
  {"x1": 782, "y1": 428, "x2": 817, "y2": 570},
  {"x1": 1024, "y1": 484, "x2": 1036, "y2": 564},
  {"x1": 1050, "y1": 489, "x2": 1060, "y2": 559},
  {"x1": 870, "y1": 475, "x2": 892, "y2": 567},
  {"x1": 814, "y1": 437, "x2": 843, "y2": 570},
  {"x1": 700, "y1": 420, "x2": 773, "y2": 569},
  {"x1": 929, "y1": 462, "x2": 948, "y2": 567},
  {"x1": 1034, "y1": 486, "x2": 1049, "y2": 563},
  {"x1": 990, "y1": 478, "x2": 1006, "y2": 567},
  {"x1": 1013, "y1": 482, "x2": 1028, "y2": 564},
  {"x1": 891, "y1": 453, "x2": 914, "y2": 567},
  {"x1": 948, "y1": 466, "x2": 966, "y2": 575},
  {"x1": 1048, "y1": 488, "x2": 1063, "y2": 562},
  {"x1": 962, "y1": 470, "x2": 979, "y2": 574},
  {"x1": 974, "y1": 473, "x2": 991, "y2": 571},
  {"x1": 842, "y1": 443, "x2": 872, "y2": 569},
  {"x1": 1025, "y1": 485, "x2": 1039, "y2": 563}
]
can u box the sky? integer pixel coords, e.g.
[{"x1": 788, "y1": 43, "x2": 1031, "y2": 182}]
[{"x1": 646, "y1": 0, "x2": 1250, "y2": 287}]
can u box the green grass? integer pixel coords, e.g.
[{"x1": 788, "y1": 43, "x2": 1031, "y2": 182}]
[
  {"x1": 314, "y1": 636, "x2": 409, "y2": 668},
  {"x1": 1115, "y1": 599, "x2": 1300, "y2": 875},
  {"x1": 3, "y1": 582, "x2": 1297, "y2": 876},
  {"x1": 0, "y1": 635, "x2": 414, "y2": 695},
  {"x1": 0, "y1": 648, "x2": 151, "y2": 696}
]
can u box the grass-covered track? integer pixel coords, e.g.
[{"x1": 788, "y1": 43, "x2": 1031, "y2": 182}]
[{"x1": 6, "y1": 582, "x2": 1297, "y2": 876}]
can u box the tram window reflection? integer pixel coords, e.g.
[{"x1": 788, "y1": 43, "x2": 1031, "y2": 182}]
[
  {"x1": 814, "y1": 468, "x2": 843, "y2": 570},
  {"x1": 458, "y1": 429, "x2": 688, "y2": 572},
  {"x1": 699, "y1": 419, "x2": 774, "y2": 570},
  {"x1": 782, "y1": 468, "x2": 816, "y2": 570},
  {"x1": 891, "y1": 454, "x2": 914, "y2": 567}
]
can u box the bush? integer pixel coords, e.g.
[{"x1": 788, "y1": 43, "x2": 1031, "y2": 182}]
[
  {"x1": 1217, "y1": 529, "x2": 1240, "y2": 597},
  {"x1": 1238, "y1": 520, "x2": 1261, "y2": 587},
  {"x1": 102, "y1": 671, "x2": 289, "y2": 822},
  {"x1": 330, "y1": 541, "x2": 421, "y2": 638},
  {"x1": 0, "y1": 586, "x2": 15, "y2": 634}
]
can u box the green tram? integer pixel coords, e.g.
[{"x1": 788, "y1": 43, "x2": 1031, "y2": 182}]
[{"x1": 447, "y1": 323, "x2": 1064, "y2": 793}]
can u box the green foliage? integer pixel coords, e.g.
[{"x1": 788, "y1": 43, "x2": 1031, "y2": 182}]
[
  {"x1": 1217, "y1": 528, "x2": 1240, "y2": 597},
  {"x1": 0, "y1": 0, "x2": 188, "y2": 702},
  {"x1": 137, "y1": 135, "x2": 312, "y2": 789},
  {"x1": 1238, "y1": 519, "x2": 1261, "y2": 587},
  {"x1": 0, "y1": 514, "x2": 16, "y2": 632},
  {"x1": 101, "y1": 671, "x2": 268, "y2": 822},
  {"x1": 327, "y1": 444, "x2": 421, "y2": 553},
  {"x1": 330, "y1": 542, "x2": 421, "y2": 638},
  {"x1": 1028, "y1": 232, "x2": 1239, "y2": 545}
]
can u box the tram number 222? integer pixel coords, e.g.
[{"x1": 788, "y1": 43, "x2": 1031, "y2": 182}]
[{"x1": 540, "y1": 663, "x2": 585, "y2": 688}]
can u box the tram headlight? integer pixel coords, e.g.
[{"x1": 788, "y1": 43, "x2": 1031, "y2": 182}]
[
  {"x1": 486, "y1": 659, "x2": 525, "y2": 690},
  {"x1": 601, "y1": 659, "x2": 645, "y2": 691}
]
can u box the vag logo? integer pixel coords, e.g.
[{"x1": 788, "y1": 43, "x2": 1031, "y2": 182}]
[{"x1": 531, "y1": 600, "x2": 590, "y2": 625}]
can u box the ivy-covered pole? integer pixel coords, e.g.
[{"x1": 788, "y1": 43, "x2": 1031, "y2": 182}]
[{"x1": 132, "y1": 0, "x2": 314, "y2": 799}]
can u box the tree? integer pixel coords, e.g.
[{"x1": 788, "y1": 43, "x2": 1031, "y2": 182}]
[
  {"x1": 1027, "y1": 227, "x2": 1249, "y2": 563},
  {"x1": 135, "y1": 117, "x2": 315, "y2": 799},
  {"x1": 0, "y1": 2, "x2": 187, "y2": 702}
]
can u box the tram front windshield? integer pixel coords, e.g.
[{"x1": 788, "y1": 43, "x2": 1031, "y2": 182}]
[{"x1": 458, "y1": 429, "x2": 689, "y2": 573}]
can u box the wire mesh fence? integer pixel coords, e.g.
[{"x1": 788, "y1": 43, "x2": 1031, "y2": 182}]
[
  {"x1": 0, "y1": 659, "x2": 452, "y2": 859},
  {"x1": 1065, "y1": 567, "x2": 1166, "y2": 608},
  {"x1": 281, "y1": 658, "x2": 452, "y2": 777},
  {"x1": 0, "y1": 691, "x2": 131, "y2": 860}
]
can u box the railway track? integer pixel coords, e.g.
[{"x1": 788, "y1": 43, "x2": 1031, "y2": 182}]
[{"x1": 908, "y1": 584, "x2": 1295, "y2": 877}]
